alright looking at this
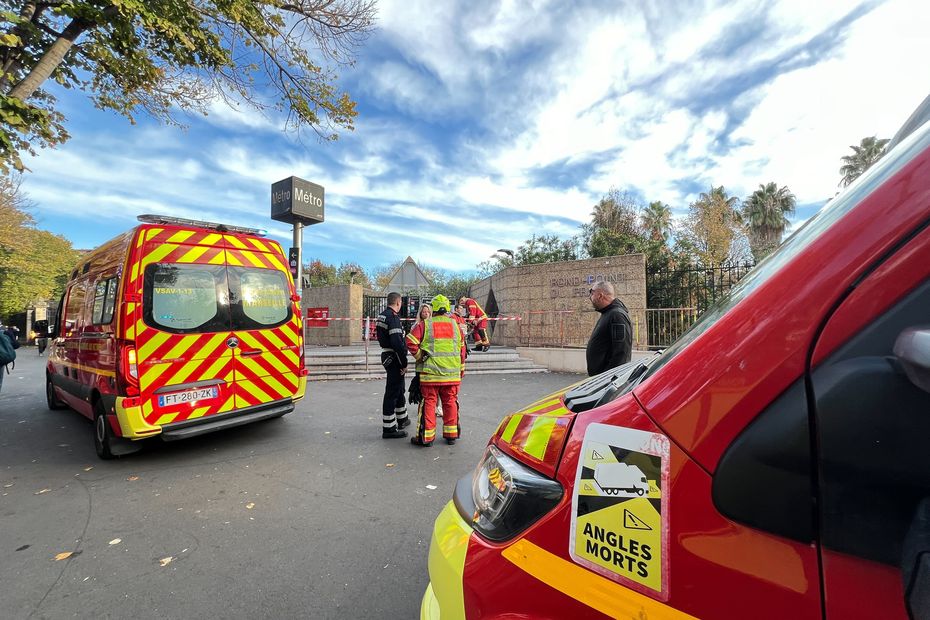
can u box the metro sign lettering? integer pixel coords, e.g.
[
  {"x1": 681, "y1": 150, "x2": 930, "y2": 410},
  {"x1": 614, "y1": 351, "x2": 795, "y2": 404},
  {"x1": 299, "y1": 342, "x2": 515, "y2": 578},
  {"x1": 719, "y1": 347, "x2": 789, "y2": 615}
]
[{"x1": 271, "y1": 176, "x2": 325, "y2": 225}]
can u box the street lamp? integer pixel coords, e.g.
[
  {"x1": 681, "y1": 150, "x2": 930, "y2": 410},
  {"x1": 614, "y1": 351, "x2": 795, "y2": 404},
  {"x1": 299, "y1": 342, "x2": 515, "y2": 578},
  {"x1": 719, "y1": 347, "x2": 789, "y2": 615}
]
[
  {"x1": 496, "y1": 249, "x2": 514, "y2": 259},
  {"x1": 349, "y1": 270, "x2": 358, "y2": 285}
]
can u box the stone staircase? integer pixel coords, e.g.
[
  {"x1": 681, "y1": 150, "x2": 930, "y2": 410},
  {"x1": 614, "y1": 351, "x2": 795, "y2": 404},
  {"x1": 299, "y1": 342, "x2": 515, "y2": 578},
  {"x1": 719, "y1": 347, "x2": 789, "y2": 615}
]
[{"x1": 305, "y1": 344, "x2": 549, "y2": 381}]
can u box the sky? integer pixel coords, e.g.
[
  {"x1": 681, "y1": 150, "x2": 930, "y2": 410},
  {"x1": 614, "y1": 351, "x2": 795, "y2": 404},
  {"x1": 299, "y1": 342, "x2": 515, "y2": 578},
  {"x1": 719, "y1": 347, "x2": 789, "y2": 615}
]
[{"x1": 18, "y1": 0, "x2": 930, "y2": 275}]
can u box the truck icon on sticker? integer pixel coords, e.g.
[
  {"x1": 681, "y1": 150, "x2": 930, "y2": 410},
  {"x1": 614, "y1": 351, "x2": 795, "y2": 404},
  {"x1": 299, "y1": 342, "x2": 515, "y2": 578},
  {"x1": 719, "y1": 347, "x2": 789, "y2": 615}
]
[{"x1": 593, "y1": 463, "x2": 649, "y2": 497}]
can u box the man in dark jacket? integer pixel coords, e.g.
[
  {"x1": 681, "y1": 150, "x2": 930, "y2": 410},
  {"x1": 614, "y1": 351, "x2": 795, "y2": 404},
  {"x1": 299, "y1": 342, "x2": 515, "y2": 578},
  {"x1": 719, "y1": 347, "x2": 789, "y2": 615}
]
[
  {"x1": 376, "y1": 292, "x2": 410, "y2": 439},
  {"x1": 585, "y1": 282, "x2": 632, "y2": 376}
]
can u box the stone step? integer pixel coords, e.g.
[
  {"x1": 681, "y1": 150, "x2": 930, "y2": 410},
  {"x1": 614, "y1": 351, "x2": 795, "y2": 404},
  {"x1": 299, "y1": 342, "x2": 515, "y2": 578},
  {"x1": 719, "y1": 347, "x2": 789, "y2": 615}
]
[{"x1": 307, "y1": 367, "x2": 549, "y2": 382}]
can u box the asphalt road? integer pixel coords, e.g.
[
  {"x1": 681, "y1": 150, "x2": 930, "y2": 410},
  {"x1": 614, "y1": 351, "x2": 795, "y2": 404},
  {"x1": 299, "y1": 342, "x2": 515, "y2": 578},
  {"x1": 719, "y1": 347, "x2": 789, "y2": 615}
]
[{"x1": 0, "y1": 350, "x2": 584, "y2": 620}]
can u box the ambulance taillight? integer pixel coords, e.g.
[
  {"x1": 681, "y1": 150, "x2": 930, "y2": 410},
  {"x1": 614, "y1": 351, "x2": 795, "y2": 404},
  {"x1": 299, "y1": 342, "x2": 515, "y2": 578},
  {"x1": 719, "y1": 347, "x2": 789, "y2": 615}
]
[{"x1": 117, "y1": 341, "x2": 140, "y2": 396}]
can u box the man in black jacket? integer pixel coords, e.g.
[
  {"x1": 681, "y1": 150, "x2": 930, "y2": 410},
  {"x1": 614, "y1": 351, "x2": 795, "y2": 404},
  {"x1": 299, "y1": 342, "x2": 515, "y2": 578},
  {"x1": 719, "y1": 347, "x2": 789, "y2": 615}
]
[
  {"x1": 585, "y1": 282, "x2": 632, "y2": 376},
  {"x1": 376, "y1": 292, "x2": 410, "y2": 438}
]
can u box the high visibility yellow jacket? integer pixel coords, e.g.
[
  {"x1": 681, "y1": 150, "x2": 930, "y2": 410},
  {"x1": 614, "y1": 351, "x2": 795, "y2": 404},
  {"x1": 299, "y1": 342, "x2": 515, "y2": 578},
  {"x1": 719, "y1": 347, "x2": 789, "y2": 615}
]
[{"x1": 406, "y1": 314, "x2": 465, "y2": 385}]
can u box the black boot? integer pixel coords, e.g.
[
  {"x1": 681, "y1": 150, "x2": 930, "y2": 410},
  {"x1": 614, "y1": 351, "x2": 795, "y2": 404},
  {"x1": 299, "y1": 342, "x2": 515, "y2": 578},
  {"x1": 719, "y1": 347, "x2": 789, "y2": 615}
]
[
  {"x1": 397, "y1": 416, "x2": 411, "y2": 429},
  {"x1": 445, "y1": 438, "x2": 456, "y2": 445},
  {"x1": 410, "y1": 436, "x2": 432, "y2": 447},
  {"x1": 382, "y1": 427, "x2": 407, "y2": 439}
]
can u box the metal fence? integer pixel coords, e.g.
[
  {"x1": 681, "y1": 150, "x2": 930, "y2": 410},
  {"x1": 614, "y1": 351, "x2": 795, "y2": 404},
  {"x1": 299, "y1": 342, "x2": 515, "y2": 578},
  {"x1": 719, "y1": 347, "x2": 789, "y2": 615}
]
[{"x1": 644, "y1": 262, "x2": 754, "y2": 349}]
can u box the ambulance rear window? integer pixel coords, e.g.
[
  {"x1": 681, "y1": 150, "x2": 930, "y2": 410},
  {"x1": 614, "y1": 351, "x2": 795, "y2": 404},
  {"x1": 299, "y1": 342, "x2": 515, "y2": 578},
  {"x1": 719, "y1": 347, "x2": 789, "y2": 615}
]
[
  {"x1": 231, "y1": 267, "x2": 291, "y2": 329},
  {"x1": 144, "y1": 264, "x2": 228, "y2": 333}
]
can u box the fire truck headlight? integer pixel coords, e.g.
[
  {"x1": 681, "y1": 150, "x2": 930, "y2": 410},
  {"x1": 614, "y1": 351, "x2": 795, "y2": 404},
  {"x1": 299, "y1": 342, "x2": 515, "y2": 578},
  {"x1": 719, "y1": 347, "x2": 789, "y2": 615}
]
[{"x1": 458, "y1": 445, "x2": 562, "y2": 542}]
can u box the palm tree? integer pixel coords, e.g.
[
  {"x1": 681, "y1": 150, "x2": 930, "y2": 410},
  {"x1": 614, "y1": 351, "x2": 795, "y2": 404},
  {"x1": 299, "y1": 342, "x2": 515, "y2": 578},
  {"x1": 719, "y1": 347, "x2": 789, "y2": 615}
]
[
  {"x1": 839, "y1": 136, "x2": 889, "y2": 187},
  {"x1": 641, "y1": 201, "x2": 672, "y2": 242},
  {"x1": 742, "y1": 182, "x2": 796, "y2": 261}
]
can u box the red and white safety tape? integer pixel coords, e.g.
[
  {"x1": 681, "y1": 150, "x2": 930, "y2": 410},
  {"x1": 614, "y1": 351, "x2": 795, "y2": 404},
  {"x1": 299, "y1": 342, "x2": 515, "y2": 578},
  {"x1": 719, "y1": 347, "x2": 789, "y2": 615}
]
[{"x1": 306, "y1": 316, "x2": 523, "y2": 321}]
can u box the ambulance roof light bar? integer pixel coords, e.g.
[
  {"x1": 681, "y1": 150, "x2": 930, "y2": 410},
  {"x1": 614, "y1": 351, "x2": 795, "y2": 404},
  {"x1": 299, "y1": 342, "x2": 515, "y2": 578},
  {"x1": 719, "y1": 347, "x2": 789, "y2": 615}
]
[{"x1": 137, "y1": 214, "x2": 267, "y2": 237}]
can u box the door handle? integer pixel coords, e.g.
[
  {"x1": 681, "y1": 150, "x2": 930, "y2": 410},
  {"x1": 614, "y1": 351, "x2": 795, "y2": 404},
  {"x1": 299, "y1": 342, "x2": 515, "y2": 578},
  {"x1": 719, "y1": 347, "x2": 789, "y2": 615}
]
[{"x1": 241, "y1": 350, "x2": 262, "y2": 357}]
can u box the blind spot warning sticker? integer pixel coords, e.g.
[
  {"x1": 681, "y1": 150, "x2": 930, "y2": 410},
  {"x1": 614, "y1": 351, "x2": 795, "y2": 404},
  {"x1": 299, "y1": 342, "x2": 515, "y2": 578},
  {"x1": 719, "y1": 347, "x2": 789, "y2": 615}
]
[{"x1": 570, "y1": 423, "x2": 670, "y2": 600}]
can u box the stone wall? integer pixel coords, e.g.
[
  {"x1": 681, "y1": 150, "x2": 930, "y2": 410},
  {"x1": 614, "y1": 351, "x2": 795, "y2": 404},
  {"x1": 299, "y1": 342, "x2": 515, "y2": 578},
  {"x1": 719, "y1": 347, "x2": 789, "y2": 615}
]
[
  {"x1": 301, "y1": 284, "x2": 368, "y2": 346},
  {"x1": 468, "y1": 254, "x2": 646, "y2": 350}
]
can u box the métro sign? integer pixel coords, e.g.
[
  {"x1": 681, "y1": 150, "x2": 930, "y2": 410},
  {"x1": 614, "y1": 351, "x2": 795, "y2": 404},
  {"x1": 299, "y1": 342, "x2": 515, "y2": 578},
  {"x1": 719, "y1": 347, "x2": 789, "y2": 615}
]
[{"x1": 271, "y1": 176, "x2": 324, "y2": 225}]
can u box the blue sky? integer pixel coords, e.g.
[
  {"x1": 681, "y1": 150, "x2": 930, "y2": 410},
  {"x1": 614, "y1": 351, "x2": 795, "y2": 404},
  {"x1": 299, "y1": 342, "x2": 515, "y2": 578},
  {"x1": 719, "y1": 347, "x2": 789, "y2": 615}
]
[{"x1": 19, "y1": 0, "x2": 930, "y2": 274}]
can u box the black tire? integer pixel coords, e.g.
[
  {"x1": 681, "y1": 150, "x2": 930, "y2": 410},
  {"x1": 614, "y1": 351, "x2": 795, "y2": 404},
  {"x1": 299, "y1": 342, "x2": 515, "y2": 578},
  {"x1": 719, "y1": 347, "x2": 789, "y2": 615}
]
[
  {"x1": 94, "y1": 400, "x2": 116, "y2": 460},
  {"x1": 46, "y1": 375, "x2": 67, "y2": 410}
]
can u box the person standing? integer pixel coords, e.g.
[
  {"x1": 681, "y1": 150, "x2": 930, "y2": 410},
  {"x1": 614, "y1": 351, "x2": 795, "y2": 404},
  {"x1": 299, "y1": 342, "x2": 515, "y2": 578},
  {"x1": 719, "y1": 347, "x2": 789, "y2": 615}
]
[
  {"x1": 406, "y1": 295, "x2": 466, "y2": 446},
  {"x1": 585, "y1": 281, "x2": 632, "y2": 376},
  {"x1": 457, "y1": 296, "x2": 490, "y2": 351},
  {"x1": 0, "y1": 325, "x2": 17, "y2": 394},
  {"x1": 376, "y1": 292, "x2": 410, "y2": 439}
]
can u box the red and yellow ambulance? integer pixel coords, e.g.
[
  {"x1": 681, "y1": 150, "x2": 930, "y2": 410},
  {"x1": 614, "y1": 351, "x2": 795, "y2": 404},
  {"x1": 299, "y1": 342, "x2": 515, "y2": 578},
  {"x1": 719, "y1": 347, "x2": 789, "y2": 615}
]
[
  {"x1": 46, "y1": 215, "x2": 307, "y2": 459},
  {"x1": 422, "y1": 99, "x2": 930, "y2": 618}
]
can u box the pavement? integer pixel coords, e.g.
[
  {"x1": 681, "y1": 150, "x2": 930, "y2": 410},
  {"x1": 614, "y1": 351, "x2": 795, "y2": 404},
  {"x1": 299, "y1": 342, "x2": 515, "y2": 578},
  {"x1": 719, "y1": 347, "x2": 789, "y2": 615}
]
[{"x1": 0, "y1": 349, "x2": 585, "y2": 620}]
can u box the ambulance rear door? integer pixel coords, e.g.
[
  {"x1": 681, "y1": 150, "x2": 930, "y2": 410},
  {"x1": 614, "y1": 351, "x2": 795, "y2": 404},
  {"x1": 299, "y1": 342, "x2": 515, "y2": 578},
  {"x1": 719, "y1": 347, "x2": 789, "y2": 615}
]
[
  {"x1": 134, "y1": 228, "x2": 235, "y2": 427},
  {"x1": 223, "y1": 236, "x2": 302, "y2": 410}
]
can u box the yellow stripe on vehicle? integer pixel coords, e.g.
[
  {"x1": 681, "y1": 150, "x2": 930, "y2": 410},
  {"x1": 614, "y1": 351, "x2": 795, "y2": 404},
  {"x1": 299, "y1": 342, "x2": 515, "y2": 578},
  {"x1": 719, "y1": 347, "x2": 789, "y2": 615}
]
[
  {"x1": 141, "y1": 363, "x2": 172, "y2": 389},
  {"x1": 166, "y1": 230, "x2": 195, "y2": 244},
  {"x1": 57, "y1": 361, "x2": 116, "y2": 378},
  {"x1": 208, "y1": 251, "x2": 226, "y2": 265},
  {"x1": 502, "y1": 539, "x2": 697, "y2": 620},
  {"x1": 154, "y1": 412, "x2": 178, "y2": 426},
  {"x1": 501, "y1": 415, "x2": 523, "y2": 443},
  {"x1": 263, "y1": 329, "x2": 289, "y2": 350},
  {"x1": 225, "y1": 235, "x2": 248, "y2": 249},
  {"x1": 188, "y1": 405, "x2": 211, "y2": 420},
  {"x1": 200, "y1": 233, "x2": 222, "y2": 246},
  {"x1": 218, "y1": 394, "x2": 236, "y2": 413},
  {"x1": 260, "y1": 373, "x2": 293, "y2": 399},
  {"x1": 240, "y1": 380, "x2": 274, "y2": 404},
  {"x1": 162, "y1": 334, "x2": 201, "y2": 362},
  {"x1": 265, "y1": 252, "x2": 287, "y2": 272},
  {"x1": 225, "y1": 251, "x2": 244, "y2": 266},
  {"x1": 177, "y1": 245, "x2": 210, "y2": 263},
  {"x1": 523, "y1": 416, "x2": 558, "y2": 460},
  {"x1": 240, "y1": 250, "x2": 266, "y2": 268},
  {"x1": 247, "y1": 238, "x2": 270, "y2": 252},
  {"x1": 145, "y1": 228, "x2": 164, "y2": 241},
  {"x1": 424, "y1": 502, "x2": 469, "y2": 620},
  {"x1": 138, "y1": 331, "x2": 171, "y2": 361},
  {"x1": 141, "y1": 243, "x2": 178, "y2": 267}
]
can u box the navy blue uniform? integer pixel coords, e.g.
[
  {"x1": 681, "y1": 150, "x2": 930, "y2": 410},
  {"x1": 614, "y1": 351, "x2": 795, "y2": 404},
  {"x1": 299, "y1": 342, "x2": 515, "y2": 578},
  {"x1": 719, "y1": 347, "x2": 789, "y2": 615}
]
[{"x1": 376, "y1": 306, "x2": 409, "y2": 432}]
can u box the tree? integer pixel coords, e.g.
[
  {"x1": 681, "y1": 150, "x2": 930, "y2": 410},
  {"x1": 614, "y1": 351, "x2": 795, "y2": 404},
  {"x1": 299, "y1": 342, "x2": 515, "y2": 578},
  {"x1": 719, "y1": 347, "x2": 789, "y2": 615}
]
[
  {"x1": 741, "y1": 182, "x2": 796, "y2": 261},
  {"x1": 839, "y1": 136, "x2": 889, "y2": 187},
  {"x1": 678, "y1": 185, "x2": 743, "y2": 265},
  {"x1": 303, "y1": 259, "x2": 337, "y2": 288},
  {"x1": 0, "y1": 0, "x2": 377, "y2": 171},
  {"x1": 335, "y1": 262, "x2": 371, "y2": 287},
  {"x1": 641, "y1": 201, "x2": 672, "y2": 242},
  {"x1": 0, "y1": 176, "x2": 78, "y2": 318},
  {"x1": 582, "y1": 188, "x2": 650, "y2": 258},
  {"x1": 477, "y1": 234, "x2": 579, "y2": 276}
]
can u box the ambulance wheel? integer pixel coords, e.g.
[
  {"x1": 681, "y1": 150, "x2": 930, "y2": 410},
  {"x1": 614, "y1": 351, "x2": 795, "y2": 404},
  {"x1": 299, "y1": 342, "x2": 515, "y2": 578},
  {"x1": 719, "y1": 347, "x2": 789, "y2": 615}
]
[
  {"x1": 94, "y1": 401, "x2": 116, "y2": 460},
  {"x1": 46, "y1": 375, "x2": 66, "y2": 410}
]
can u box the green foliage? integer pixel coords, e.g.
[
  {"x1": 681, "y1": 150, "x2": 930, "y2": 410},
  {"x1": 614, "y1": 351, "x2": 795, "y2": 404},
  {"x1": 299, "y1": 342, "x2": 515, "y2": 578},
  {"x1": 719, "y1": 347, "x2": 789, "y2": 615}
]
[
  {"x1": 477, "y1": 234, "x2": 580, "y2": 276},
  {"x1": 0, "y1": 176, "x2": 79, "y2": 319},
  {"x1": 303, "y1": 258, "x2": 337, "y2": 287},
  {"x1": 676, "y1": 186, "x2": 746, "y2": 266},
  {"x1": 839, "y1": 136, "x2": 889, "y2": 187},
  {"x1": 0, "y1": 0, "x2": 377, "y2": 171},
  {"x1": 741, "y1": 182, "x2": 796, "y2": 261},
  {"x1": 335, "y1": 261, "x2": 371, "y2": 287},
  {"x1": 582, "y1": 188, "x2": 647, "y2": 258}
]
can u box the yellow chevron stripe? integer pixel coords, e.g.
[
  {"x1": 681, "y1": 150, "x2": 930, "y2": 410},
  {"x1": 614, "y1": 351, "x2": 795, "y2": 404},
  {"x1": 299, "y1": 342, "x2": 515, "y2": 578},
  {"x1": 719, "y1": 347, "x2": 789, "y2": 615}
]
[
  {"x1": 263, "y1": 329, "x2": 289, "y2": 350},
  {"x1": 163, "y1": 334, "x2": 201, "y2": 361},
  {"x1": 238, "y1": 331, "x2": 263, "y2": 349},
  {"x1": 225, "y1": 235, "x2": 248, "y2": 249},
  {"x1": 265, "y1": 253, "x2": 287, "y2": 272},
  {"x1": 130, "y1": 261, "x2": 140, "y2": 286},
  {"x1": 188, "y1": 405, "x2": 211, "y2": 420},
  {"x1": 142, "y1": 400, "x2": 153, "y2": 418},
  {"x1": 225, "y1": 251, "x2": 244, "y2": 266},
  {"x1": 240, "y1": 379, "x2": 274, "y2": 404},
  {"x1": 198, "y1": 355, "x2": 232, "y2": 382},
  {"x1": 208, "y1": 251, "x2": 226, "y2": 265},
  {"x1": 244, "y1": 353, "x2": 288, "y2": 376},
  {"x1": 155, "y1": 413, "x2": 178, "y2": 426},
  {"x1": 138, "y1": 331, "x2": 171, "y2": 361},
  {"x1": 141, "y1": 243, "x2": 178, "y2": 267},
  {"x1": 145, "y1": 228, "x2": 164, "y2": 241},
  {"x1": 201, "y1": 233, "x2": 222, "y2": 246},
  {"x1": 240, "y1": 250, "x2": 266, "y2": 268},
  {"x1": 177, "y1": 245, "x2": 210, "y2": 263},
  {"x1": 259, "y1": 373, "x2": 293, "y2": 399},
  {"x1": 247, "y1": 238, "x2": 270, "y2": 252},
  {"x1": 140, "y1": 363, "x2": 172, "y2": 389},
  {"x1": 167, "y1": 230, "x2": 195, "y2": 244},
  {"x1": 218, "y1": 394, "x2": 236, "y2": 413}
]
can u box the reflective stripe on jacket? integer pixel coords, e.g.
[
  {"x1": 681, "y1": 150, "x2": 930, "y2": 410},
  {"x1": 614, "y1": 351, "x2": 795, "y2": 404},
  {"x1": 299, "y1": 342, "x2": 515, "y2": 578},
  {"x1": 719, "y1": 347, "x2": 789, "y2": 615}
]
[{"x1": 406, "y1": 315, "x2": 463, "y2": 384}]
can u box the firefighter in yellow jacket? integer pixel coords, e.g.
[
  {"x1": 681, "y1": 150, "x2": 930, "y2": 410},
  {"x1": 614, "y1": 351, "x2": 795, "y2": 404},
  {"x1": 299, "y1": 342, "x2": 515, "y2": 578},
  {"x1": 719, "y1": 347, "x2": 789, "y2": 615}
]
[{"x1": 405, "y1": 295, "x2": 466, "y2": 446}]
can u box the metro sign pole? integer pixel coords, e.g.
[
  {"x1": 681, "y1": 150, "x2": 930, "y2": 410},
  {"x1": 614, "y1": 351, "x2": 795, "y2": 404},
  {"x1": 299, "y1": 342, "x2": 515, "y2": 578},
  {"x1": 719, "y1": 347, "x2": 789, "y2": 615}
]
[{"x1": 271, "y1": 176, "x2": 325, "y2": 294}]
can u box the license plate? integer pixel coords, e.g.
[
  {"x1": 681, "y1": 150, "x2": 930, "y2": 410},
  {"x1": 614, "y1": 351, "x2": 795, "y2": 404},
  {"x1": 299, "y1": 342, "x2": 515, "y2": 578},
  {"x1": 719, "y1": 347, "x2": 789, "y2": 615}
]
[{"x1": 157, "y1": 386, "x2": 219, "y2": 407}]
